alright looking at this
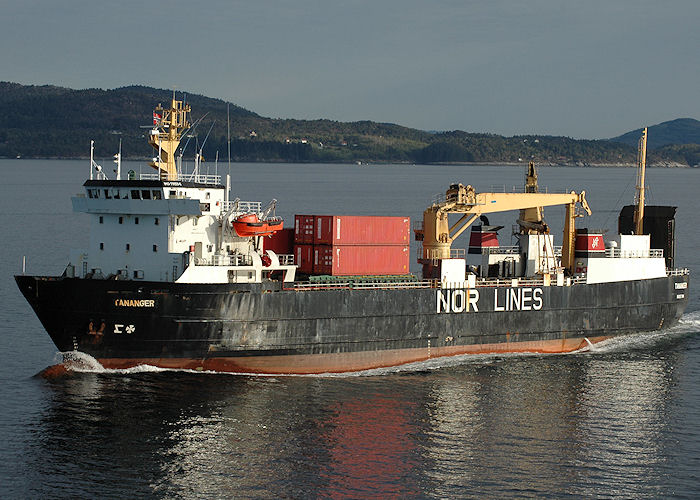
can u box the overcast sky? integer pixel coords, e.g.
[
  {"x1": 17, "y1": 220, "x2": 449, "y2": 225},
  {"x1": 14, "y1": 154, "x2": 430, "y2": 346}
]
[{"x1": 1, "y1": 0, "x2": 699, "y2": 138}]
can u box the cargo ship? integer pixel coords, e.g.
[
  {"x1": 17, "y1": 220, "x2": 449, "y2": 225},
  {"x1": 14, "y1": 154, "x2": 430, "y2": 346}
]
[{"x1": 15, "y1": 99, "x2": 690, "y2": 374}]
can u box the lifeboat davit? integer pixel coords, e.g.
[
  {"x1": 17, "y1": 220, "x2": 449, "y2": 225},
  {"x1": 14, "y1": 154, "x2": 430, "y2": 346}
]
[{"x1": 232, "y1": 213, "x2": 283, "y2": 237}]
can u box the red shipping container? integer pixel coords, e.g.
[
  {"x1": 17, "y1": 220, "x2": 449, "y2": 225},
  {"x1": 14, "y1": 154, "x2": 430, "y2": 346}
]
[
  {"x1": 313, "y1": 245, "x2": 410, "y2": 276},
  {"x1": 314, "y1": 215, "x2": 410, "y2": 246},
  {"x1": 263, "y1": 228, "x2": 294, "y2": 255},
  {"x1": 294, "y1": 244, "x2": 314, "y2": 273},
  {"x1": 294, "y1": 215, "x2": 315, "y2": 243}
]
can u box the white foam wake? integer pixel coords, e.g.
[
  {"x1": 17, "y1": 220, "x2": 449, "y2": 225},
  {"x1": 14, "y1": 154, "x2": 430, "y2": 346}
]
[
  {"x1": 56, "y1": 351, "x2": 277, "y2": 377},
  {"x1": 61, "y1": 351, "x2": 168, "y2": 374},
  {"x1": 676, "y1": 309, "x2": 700, "y2": 330}
]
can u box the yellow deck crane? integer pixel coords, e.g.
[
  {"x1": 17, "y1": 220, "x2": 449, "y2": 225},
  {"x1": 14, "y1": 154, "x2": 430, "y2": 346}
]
[{"x1": 418, "y1": 170, "x2": 591, "y2": 277}]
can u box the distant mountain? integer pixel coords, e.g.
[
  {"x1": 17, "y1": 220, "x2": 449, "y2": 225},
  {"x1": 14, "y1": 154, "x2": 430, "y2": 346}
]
[
  {"x1": 0, "y1": 81, "x2": 695, "y2": 166},
  {"x1": 0, "y1": 82, "x2": 428, "y2": 163},
  {"x1": 608, "y1": 118, "x2": 700, "y2": 149}
]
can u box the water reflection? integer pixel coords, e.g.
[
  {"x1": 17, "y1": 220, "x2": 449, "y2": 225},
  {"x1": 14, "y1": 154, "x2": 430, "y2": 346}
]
[
  {"x1": 316, "y1": 394, "x2": 423, "y2": 498},
  {"x1": 575, "y1": 357, "x2": 676, "y2": 498},
  {"x1": 28, "y1": 346, "x2": 688, "y2": 498},
  {"x1": 424, "y1": 361, "x2": 587, "y2": 497},
  {"x1": 422, "y1": 352, "x2": 681, "y2": 498}
]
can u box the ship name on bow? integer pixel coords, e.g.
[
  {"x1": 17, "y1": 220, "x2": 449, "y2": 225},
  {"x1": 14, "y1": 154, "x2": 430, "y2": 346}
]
[{"x1": 114, "y1": 299, "x2": 156, "y2": 308}]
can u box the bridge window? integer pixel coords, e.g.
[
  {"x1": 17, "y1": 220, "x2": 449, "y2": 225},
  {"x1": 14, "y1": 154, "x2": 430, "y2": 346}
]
[
  {"x1": 141, "y1": 190, "x2": 151, "y2": 200},
  {"x1": 104, "y1": 189, "x2": 112, "y2": 199},
  {"x1": 131, "y1": 190, "x2": 141, "y2": 199},
  {"x1": 152, "y1": 190, "x2": 162, "y2": 200}
]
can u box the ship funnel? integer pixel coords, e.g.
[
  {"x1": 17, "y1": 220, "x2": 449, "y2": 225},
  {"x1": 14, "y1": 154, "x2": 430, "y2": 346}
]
[{"x1": 468, "y1": 225, "x2": 503, "y2": 254}]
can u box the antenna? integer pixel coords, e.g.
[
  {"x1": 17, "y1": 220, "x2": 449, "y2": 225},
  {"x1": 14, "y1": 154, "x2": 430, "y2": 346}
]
[
  {"x1": 201, "y1": 121, "x2": 216, "y2": 150},
  {"x1": 193, "y1": 121, "x2": 216, "y2": 182},
  {"x1": 114, "y1": 138, "x2": 122, "y2": 180},
  {"x1": 179, "y1": 113, "x2": 208, "y2": 158},
  {"x1": 227, "y1": 103, "x2": 231, "y2": 202},
  {"x1": 214, "y1": 150, "x2": 218, "y2": 179},
  {"x1": 90, "y1": 140, "x2": 106, "y2": 179}
]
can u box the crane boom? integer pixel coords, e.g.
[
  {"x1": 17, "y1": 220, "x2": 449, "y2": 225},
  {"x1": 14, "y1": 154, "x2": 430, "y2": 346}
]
[{"x1": 420, "y1": 183, "x2": 591, "y2": 274}]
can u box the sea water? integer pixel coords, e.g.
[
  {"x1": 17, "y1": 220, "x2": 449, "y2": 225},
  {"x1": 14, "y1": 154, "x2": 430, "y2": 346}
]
[{"x1": 1, "y1": 160, "x2": 699, "y2": 498}]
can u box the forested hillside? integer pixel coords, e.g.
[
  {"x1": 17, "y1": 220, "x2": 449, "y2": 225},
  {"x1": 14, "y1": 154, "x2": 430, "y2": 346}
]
[
  {"x1": 1, "y1": 82, "x2": 697, "y2": 166},
  {"x1": 608, "y1": 118, "x2": 700, "y2": 148}
]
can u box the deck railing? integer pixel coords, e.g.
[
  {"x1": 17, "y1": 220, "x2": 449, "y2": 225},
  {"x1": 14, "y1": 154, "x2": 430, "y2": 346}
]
[
  {"x1": 278, "y1": 254, "x2": 295, "y2": 266},
  {"x1": 605, "y1": 248, "x2": 664, "y2": 258},
  {"x1": 194, "y1": 254, "x2": 253, "y2": 267},
  {"x1": 291, "y1": 280, "x2": 435, "y2": 291},
  {"x1": 483, "y1": 245, "x2": 520, "y2": 255},
  {"x1": 193, "y1": 252, "x2": 294, "y2": 267},
  {"x1": 139, "y1": 172, "x2": 222, "y2": 184},
  {"x1": 290, "y1": 274, "x2": 588, "y2": 291},
  {"x1": 220, "y1": 200, "x2": 262, "y2": 214},
  {"x1": 450, "y1": 248, "x2": 466, "y2": 259}
]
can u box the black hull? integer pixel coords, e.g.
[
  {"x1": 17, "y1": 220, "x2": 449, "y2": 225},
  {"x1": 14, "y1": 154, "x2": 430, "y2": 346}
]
[{"x1": 15, "y1": 274, "x2": 689, "y2": 374}]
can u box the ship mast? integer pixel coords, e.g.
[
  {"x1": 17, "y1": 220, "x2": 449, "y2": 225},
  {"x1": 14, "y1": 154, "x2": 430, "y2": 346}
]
[
  {"x1": 148, "y1": 95, "x2": 191, "y2": 180},
  {"x1": 633, "y1": 127, "x2": 648, "y2": 235},
  {"x1": 518, "y1": 161, "x2": 549, "y2": 234}
]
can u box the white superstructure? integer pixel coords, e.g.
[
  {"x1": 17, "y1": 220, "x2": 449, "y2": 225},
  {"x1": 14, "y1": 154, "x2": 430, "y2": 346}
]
[
  {"x1": 66, "y1": 97, "x2": 295, "y2": 284},
  {"x1": 69, "y1": 175, "x2": 295, "y2": 284}
]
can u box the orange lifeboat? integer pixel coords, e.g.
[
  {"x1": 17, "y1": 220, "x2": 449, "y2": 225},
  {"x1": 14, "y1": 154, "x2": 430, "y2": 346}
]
[{"x1": 232, "y1": 213, "x2": 283, "y2": 237}]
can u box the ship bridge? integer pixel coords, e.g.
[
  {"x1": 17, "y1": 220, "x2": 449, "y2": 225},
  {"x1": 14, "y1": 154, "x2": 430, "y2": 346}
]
[
  {"x1": 69, "y1": 161, "x2": 291, "y2": 283},
  {"x1": 74, "y1": 177, "x2": 227, "y2": 216}
]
